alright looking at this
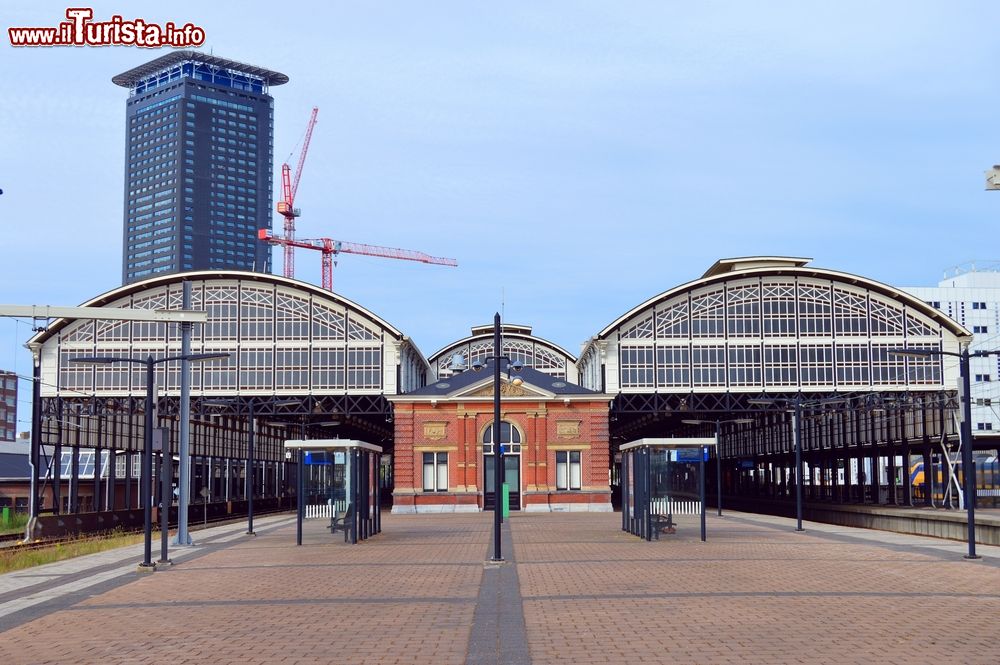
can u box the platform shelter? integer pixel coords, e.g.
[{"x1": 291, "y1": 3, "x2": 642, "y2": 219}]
[
  {"x1": 621, "y1": 438, "x2": 715, "y2": 541},
  {"x1": 284, "y1": 439, "x2": 382, "y2": 545}
]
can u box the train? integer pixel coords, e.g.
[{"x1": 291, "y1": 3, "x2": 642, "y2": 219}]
[{"x1": 909, "y1": 454, "x2": 1000, "y2": 506}]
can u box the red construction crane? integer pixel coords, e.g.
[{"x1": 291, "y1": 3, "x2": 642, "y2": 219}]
[
  {"x1": 258, "y1": 229, "x2": 458, "y2": 291},
  {"x1": 275, "y1": 107, "x2": 319, "y2": 279}
]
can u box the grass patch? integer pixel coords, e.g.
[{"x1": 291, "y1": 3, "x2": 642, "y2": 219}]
[
  {"x1": 0, "y1": 530, "x2": 146, "y2": 575},
  {"x1": 0, "y1": 512, "x2": 30, "y2": 536}
]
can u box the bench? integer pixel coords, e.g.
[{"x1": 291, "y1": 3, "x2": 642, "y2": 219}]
[
  {"x1": 649, "y1": 512, "x2": 676, "y2": 539},
  {"x1": 328, "y1": 502, "x2": 354, "y2": 542}
]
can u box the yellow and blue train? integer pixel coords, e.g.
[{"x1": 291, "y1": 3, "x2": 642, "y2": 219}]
[{"x1": 909, "y1": 455, "x2": 999, "y2": 505}]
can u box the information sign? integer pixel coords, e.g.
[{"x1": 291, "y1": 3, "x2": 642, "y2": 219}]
[{"x1": 675, "y1": 447, "x2": 706, "y2": 463}]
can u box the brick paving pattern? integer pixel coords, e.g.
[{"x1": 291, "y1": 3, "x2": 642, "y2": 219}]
[
  {"x1": 514, "y1": 513, "x2": 1000, "y2": 665},
  {"x1": 0, "y1": 511, "x2": 997, "y2": 664},
  {"x1": 0, "y1": 515, "x2": 488, "y2": 665}
]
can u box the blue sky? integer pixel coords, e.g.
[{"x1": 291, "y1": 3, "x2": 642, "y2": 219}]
[{"x1": 2, "y1": 2, "x2": 999, "y2": 431}]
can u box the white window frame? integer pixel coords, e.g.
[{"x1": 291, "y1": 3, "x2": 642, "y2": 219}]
[
  {"x1": 556, "y1": 450, "x2": 582, "y2": 491},
  {"x1": 422, "y1": 452, "x2": 448, "y2": 492}
]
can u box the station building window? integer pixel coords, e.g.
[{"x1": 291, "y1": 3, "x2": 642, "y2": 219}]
[
  {"x1": 726, "y1": 284, "x2": 760, "y2": 337},
  {"x1": 422, "y1": 452, "x2": 448, "y2": 491},
  {"x1": 656, "y1": 346, "x2": 689, "y2": 387},
  {"x1": 763, "y1": 344, "x2": 797, "y2": 387},
  {"x1": 483, "y1": 421, "x2": 522, "y2": 454},
  {"x1": 556, "y1": 451, "x2": 581, "y2": 491},
  {"x1": 691, "y1": 345, "x2": 726, "y2": 387},
  {"x1": 620, "y1": 346, "x2": 654, "y2": 388},
  {"x1": 762, "y1": 283, "x2": 797, "y2": 335}
]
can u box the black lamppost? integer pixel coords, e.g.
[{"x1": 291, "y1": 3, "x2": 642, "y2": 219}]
[
  {"x1": 748, "y1": 396, "x2": 844, "y2": 532},
  {"x1": 682, "y1": 418, "x2": 753, "y2": 517},
  {"x1": 73, "y1": 352, "x2": 229, "y2": 571},
  {"x1": 889, "y1": 345, "x2": 998, "y2": 560},
  {"x1": 204, "y1": 398, "x2": 257, "y2": 536},
  {"x1": 247, "y1": 399, "x2": 255, "y2": 535},
  {"x1": 471, "y1": 313, "x2": 523, "y2": 562}
]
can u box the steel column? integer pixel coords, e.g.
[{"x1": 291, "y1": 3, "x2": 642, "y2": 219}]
[{"x1": 959, "y1": 347, "x2": 980, "y2": 559}]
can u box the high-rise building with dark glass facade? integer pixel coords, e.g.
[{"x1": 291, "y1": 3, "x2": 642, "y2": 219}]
[{"x1": 113, "y1": 51, "x2": 288, "y2": 284}]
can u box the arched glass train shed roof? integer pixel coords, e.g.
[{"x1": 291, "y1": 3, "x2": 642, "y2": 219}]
[
  {"x1": 429, "y1": 324, "x2": 578, "y2": 381},
  {"x1": 29, "y1": 271, "x2": 430, "y2": 456},
  {"x1": 578, "y1": 257, "x2": 971, "y2": 395},
  {"x1": 576, "y1": 257, "x2": 971, "y2": 447}
]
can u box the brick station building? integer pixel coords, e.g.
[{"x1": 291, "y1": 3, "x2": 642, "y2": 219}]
[{"x1": 388, "y1": 359, "x2": 612, "y2": 513}]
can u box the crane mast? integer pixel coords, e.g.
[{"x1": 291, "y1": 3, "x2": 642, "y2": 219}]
[{"x1": 275, "y1": 107, "x2": 319, "y2": 279}]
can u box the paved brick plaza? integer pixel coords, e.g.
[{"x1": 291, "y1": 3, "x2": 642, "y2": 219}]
[{"x1": 0, "y1": 512, "x2": 998, "y2": 664}]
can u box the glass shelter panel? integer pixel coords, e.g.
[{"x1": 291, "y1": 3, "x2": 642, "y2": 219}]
[{"x1": 292, "y1": 442, "x2": 383, "y2": 545}]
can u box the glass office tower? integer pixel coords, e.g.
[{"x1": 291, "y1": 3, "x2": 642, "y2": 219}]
[{"x1": 113, "y1": 51, "x2": 288, "y2": 284}]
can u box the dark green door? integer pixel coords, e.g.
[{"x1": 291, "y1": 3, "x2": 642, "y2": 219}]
[{"x1": 484, "y1": 454, "x2": 520, "y2": 511}]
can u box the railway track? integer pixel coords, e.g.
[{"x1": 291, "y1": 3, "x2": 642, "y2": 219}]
[
  {"x1": 0, "y1": 509, "x2": 291, "y2": 554},
  {"x1": 0, "y1": 532, "x2": 23, "y2": 546}
]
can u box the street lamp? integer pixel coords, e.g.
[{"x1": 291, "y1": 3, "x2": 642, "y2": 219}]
[
  {"x1": 888, "y1": 345, "x2": 998, "y2": 560},
  {"x1": 204, "y1": 399, "x2": 257, "y2": 536},
  {"x1": 681, "y1": 418, "x2": 753, "y2": 517},
  {"x1": 747, "y1": 396, "x2": 844, "y2": 532},
  {"x1": 471, "y1": 312, "x2": 523, "y2": 562},
  {"x1": 72, "y1": 352, "x2": 229, "y2": 572}
]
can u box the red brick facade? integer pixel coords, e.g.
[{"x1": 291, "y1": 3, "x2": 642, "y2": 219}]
[{"x1": 389, "y1": 379, "x2": 611, "y2": 513}]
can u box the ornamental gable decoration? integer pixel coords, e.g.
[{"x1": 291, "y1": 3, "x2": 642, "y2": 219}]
[{"x1": 465, "y1": 381, "x2": 543, "y2": 398}]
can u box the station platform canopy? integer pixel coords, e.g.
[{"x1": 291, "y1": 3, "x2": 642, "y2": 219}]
[{"x1": 620, "y1": 438, "x2": 716, "y2": 452}]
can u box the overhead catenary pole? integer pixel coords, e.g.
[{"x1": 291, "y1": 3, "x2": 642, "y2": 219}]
[
  {"x1": 141, "y1": 356, "x2": 155, "y2": 570},
  {"x1": 747, "y1": 398, "x2": 823, "y2": 533},
  {"x1": 10, "y1": 304, "x2": 207, "y2": 544},
  {"x1": 71, "y1": 351, "x2": 229, "y2": 570},
  {"x1": 959, "y1": 344, "x2": 979, "y2": 559},
  {"x1": 54, "y1": 400, "x2": 62, "y2": 515},
  {"x1": 26, "y1": 342, "x2": 42, "y2": 540},
  {"x1": 683, "y1": 417, "x2": 753, "y2": 518},
  {"x1": 175, "y1": 281, "x2": 194, "y2": 546},
  {"x1": 888, "y1": 344, "x2": 989, "y2": 560}
]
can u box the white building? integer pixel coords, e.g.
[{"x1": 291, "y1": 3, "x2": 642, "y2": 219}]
[{"x1": 903, "y1": 265, "x2": 1000, "y2": 432}]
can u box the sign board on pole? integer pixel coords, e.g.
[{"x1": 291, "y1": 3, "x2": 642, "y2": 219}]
[{"x1": 151, "y1": 427, "x2": 169, "y2": 452}]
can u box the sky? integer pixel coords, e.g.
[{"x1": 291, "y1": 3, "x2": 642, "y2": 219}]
[{"x1": 1, "y1": 1, "x2": 999, "y2": 434}]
